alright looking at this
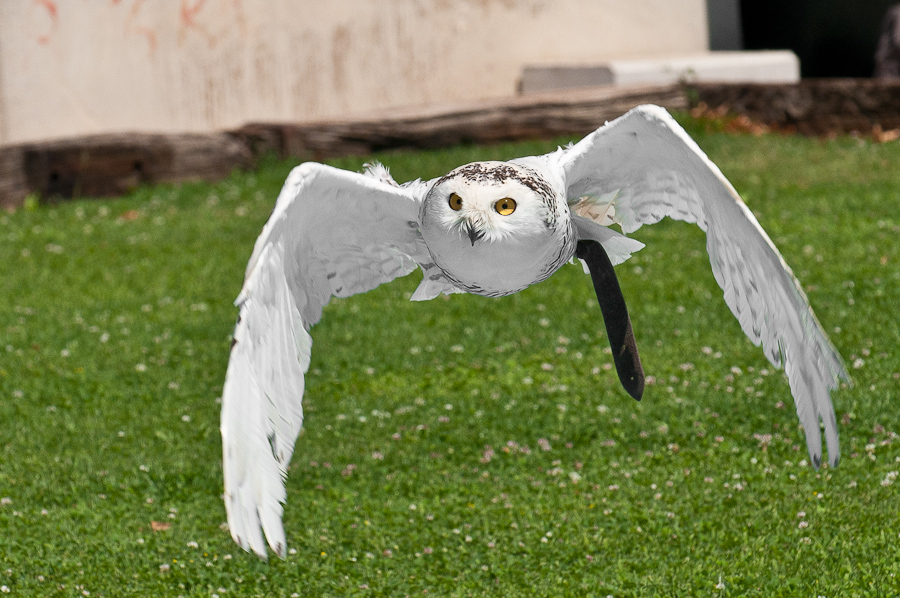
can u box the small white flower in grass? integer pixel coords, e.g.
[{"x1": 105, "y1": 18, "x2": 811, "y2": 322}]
[
  {"x1": 882, "y1": 471, "x2": 898, "y2": 486},
  {"x1": 187, "y1": 541, "x2": 199, "y2": 548},
  {"x1": 541, "y1": 363, "x2": 553, "y2": 371},
  {"x1": 715, "y1": 576, "x2": 725, "y2": 590},
  {"x1": 0, "y1": 498, "x2": 10, "y2": 506},
  {"x1": 450, "y1": 345, "x2": 464, "y2": 353},
  {"x1": 181, "y1": 415, "x2": 191, "y2": 422},
  {"x1": 798, "y1": 521, "x2": 809, "y2": 529},
  {"x1": 159, "y1": 564, "x2": 170, "y2": 572}
]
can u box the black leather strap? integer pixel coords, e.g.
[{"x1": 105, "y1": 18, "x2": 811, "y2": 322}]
[{"x1": 575, "y1": 240, "x2": 644, "y2": 400}]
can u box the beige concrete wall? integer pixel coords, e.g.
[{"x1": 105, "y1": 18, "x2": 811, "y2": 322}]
[{"x1": 0, "y1": 0, "x2": 709, "y2": 144}]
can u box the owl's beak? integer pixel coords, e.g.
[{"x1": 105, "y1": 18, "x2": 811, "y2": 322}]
[{"x1": 464, "y1": 221, "x2": 484, "y2": 246}]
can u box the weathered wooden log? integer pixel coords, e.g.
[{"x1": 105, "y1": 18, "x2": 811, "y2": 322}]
[
  {"x1": 232, "y1": 84, "x2": 689, "y2": 160},
  {"x1": 0, "y1": 145, "x2": 27, "y2": 211},
  {"x1": 691, "y1": 79, "x2": 900, "y2": 135},
  {"x1": 1, "y1": 132, "x2": 253, "y2": 208}
]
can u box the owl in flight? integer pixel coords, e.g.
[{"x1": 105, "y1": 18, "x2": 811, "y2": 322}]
[{"x1": 221, "y1": 105, "x2": 849, "y2": 558}]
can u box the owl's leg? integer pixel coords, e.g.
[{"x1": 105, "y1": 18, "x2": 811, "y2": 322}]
[{"x1": 575, "y1": 240, "x2": 644, "y2": 401}]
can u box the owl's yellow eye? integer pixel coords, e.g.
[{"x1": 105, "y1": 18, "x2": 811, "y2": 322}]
[
  {"x1": 494, "y1": 197, "x2": 517, "y2": 216},
  {"x1": 449, "y1": 192, "x2": 463, "y2": 211}
]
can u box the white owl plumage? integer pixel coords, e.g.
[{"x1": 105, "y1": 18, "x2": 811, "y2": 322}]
[{"x1": 220, "y1": 105, "x2": 849, "y2": 558}]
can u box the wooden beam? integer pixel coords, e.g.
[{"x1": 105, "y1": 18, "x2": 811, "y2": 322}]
[{"x1": 232, "y1": 84, "x2": 688, "y2": 160}]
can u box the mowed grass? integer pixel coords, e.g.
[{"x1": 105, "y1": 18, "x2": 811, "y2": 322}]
[{"x1": 1, "y1": 117, "x2": 899, "y2": 597}]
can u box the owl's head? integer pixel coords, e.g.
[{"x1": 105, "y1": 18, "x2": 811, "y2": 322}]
[{"x1": 419, "y1": 161, "x2": 574, "y2": 296}]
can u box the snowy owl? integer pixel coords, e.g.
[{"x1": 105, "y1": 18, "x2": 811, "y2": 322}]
[{"x1": 221, "y1": 105, "x2": 848, "y2": 558}]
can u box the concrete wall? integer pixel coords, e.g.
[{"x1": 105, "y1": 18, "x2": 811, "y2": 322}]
[{"x1": 0, "y1": 0, "x2": 709, "y2": 144}]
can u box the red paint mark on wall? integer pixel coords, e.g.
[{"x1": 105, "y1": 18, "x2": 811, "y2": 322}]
[
  {"x1": 231, "y1": 0, "x2": 248, "y2": 37},
  {"x1": 134, "y1": 26, "x2": 158, "y2": 52},
  {"x1": 178, "y1": 0, "x2": 216, "y2": 47},
  {"x1": 36, "y1": 0, "x2": 57, "y2": 18},
  {"x1": 124, "y1": 0, "x2": 157, "y2": 54},
  {"x1": 180, "y1": 0, "x2": 206, "y2": 28},
  {"x1": 34, "y1": 0, "x2": 58, "y2": 45}
]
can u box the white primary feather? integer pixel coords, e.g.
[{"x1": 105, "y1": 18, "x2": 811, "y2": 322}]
[
  {"x1": 221, "y1": 163, "x2": 431, "y2": 558},
  {"x1": 559, "y1": 104, "x2": 849, "y2": 468}
]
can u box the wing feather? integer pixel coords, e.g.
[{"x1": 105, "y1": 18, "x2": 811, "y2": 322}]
[
  {"x1": 560, "y1": 105, "x2": 849, "y2": 468},
  {"x1": 222, "y1": 163, "x2": 430, "y2": 557}
]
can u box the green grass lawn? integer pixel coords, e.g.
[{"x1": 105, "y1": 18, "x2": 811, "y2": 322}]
[{"x1": 1, "y1": 117, "x2": 899, "y2": 597}]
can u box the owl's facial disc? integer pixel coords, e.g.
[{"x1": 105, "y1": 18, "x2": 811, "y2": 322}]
[{"x1": 419, "y1": 161, "x2": 573, "y2": 296}]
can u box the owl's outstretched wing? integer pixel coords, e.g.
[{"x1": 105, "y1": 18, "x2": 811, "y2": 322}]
[
  {"x1": 222, "y1": 163, "x2": 430, "y2": 558},
  {"x1": 560, "y1": 104, "x2": 849, "y2": 469}
]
